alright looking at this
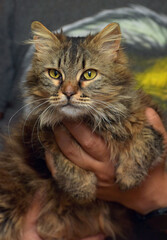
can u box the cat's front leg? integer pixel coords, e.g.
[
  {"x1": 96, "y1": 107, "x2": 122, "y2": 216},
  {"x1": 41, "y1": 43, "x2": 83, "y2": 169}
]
[
  {"x1": 41, "y1": 127, "x2": 97, "y2": 202},
  {"x1": 46, "y1": 151, "x2": 97, "y2": 203},
  {"x1": 115, "y1": 125, "x2": 164, "y2": 190}
]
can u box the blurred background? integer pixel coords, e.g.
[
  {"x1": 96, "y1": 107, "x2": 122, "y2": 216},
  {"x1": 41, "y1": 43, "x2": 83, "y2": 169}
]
[{"x1": 0, "y1": 0, "x2": 167, "y2": 131}]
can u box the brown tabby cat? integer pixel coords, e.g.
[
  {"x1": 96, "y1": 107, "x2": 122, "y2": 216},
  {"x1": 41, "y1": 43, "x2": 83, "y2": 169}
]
[{"x1": 0, "y1": 21, "x2": 164, "y2": 240}]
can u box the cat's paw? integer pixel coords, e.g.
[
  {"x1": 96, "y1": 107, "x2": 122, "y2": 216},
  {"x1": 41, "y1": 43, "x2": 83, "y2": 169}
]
[
  {"x1": 115, "y1": 166, "x2": 143, "y2": 190},
  {"x1": 116, "y1": 175, "x2": 138, "y2": 190},
  {"x1": 52, "y1": 153, "x2": 97, "y2": 203},
  {"x1": 68, "y1": 172, "x2": 97, "y2": 203}
]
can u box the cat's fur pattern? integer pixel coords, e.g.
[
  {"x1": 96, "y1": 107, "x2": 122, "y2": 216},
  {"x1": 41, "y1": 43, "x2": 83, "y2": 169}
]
[{"x1": 0, "y1": 21, "x2": 163, "y2": 240}]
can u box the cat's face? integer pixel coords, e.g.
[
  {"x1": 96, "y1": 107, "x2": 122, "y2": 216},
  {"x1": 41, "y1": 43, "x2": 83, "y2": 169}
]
[{"x1": 25, "y1": 22, "x2": 131, "y2": 127}]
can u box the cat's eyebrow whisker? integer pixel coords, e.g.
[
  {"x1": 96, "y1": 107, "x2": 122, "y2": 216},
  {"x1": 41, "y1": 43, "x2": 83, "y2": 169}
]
[{"x1": 8, "y1": 98, "x2": 50, "y2": 140}]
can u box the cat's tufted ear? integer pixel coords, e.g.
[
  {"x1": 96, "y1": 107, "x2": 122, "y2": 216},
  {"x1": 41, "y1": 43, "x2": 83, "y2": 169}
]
[
  {"x1": 89, "y1": 23, "x2": 121, "y2": 59},
  {"x1": 31, "y1": 21, "x2": 61, "y2": 51}
]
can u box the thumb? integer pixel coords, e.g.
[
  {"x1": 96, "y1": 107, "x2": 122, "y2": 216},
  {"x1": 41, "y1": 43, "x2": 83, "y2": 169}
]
[{"x1": 145, "y1": 108, "x2": 167, "y2": 142}]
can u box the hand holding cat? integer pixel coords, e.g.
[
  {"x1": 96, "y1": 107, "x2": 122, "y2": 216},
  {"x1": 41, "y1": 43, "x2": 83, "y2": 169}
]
[
  {"x1": 22, "y1": 108, "x2": 167, "y2": 240},
  {"x1": 49, "y1": 107, "x2": 167, "y2": 215}
]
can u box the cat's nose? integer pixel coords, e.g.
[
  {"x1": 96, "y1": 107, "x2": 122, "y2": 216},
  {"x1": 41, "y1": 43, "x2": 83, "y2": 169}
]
[
  {"x1": 62, "y1": 84, "x2": 77, "y2": 99},
  {"x1": 63, "y1": 90, "x2": 75, "y2": 98}
]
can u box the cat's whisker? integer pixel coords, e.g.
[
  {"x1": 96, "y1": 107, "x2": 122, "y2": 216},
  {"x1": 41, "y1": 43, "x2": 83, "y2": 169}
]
[
  {"x1": 85, "y1": 106, "x2": 101, "y2": 131},
  {"x1": 8, "y1": 98, "x2": 50, "y2": 140},
  {"x1": 86, "y1": 104, "x2": 111, "y2": 131},
  {"x1": 92, "y1": 99, "x2": 127, "y2": 120},
  {"x1": 36, "y1": 117, "x2": 45, "y2": 150},
  {"x1": 92, "y1": 89, "x2": 118, "y2": 95},
  {"x1": 81, "y1": 105, "x2": 100, "y2": 132},
  {"x1": 91, "y1": 100, "x2": 123, "y2": 126},
  {"x1": 92, "y1": 99, "x2": 113, "y2": 109},
  {"x1": 91, "y1": 100, "x2": 119, "y2": 121},
  {"x1": 39, "y1": 104, "x2": 56, "y2": 129},
  {"x1": 22, "y1": 100, "x2": 50, "y2": 142},
  {"x1": 30, "y1": 115, "x2": 40, "y2": 150},
  {"x1": 31, "y1": 104, "x2": 55, "y2": 149}
]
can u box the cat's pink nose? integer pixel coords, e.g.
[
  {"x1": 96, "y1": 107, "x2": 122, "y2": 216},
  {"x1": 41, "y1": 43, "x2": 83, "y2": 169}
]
[
  {"x1": 62, "y1": 84, "x2": 77, "y2": 98},
  {"x1": 63, "y1": 90, "x2": 75, "y2": 97}
]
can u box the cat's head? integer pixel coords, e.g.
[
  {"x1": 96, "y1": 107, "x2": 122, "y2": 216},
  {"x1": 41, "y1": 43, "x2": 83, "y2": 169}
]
[{"x1": 25, "y1": 21, "x2": 132, "y2": 128}]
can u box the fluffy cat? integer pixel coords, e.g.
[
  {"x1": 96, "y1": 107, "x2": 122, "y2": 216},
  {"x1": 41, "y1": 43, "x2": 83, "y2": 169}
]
[{"x1": 0, "y1": 21, "x2": 164, "y2": 240}]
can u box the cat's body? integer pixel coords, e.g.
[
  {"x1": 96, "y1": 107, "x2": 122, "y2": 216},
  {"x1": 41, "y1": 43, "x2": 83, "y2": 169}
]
[{"x1": 0, "y1": 21, "x2": 164, "y2": 240}]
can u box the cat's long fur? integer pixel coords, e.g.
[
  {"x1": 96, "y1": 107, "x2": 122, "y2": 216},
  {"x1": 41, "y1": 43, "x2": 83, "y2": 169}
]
[{"x1": 0, "y1": 21, "x2": 164, "y2": 240}]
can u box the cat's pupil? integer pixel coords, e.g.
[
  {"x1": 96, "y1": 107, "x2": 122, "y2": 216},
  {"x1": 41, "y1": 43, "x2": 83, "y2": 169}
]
[
  {"x1": 88, "y1": 71, "x2": 92, "y2": 77},
  {"x1": 55, "y1": 70, "x2": 59, "y2": 76}
]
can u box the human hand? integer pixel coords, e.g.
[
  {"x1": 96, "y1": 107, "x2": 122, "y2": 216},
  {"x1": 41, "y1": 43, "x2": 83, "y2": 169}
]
[
  {"x1": 46, "y1": 108, "x2": 167, "y2": 215},
  {"x1": 21, "y1": 108, "x2": 167, "y2": 239},
  {"x1": 21, "y1": 192, "x2": 43, "y2": 240}
]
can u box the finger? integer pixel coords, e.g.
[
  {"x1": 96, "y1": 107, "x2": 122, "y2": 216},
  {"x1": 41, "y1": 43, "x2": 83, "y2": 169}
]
[
  {"x1": 21, "y1": 192, "x2": 43, "y2": 240},
  {"x1": 53, "y1": 126, "x2": 115, "y2": 176},
  {"x1": 45, "y1": 151, "x2": 57, "y2": 176},
  {"x1": 145, "y1": 108, "x2": 167, "y2": 142},
  {"x1": 24, "y1": 191, "x2": 42, "y2": 225},
  {"x1": 62, "y1": 120, "x2": 110, "y2": 162},
  {"x1": 53, "y1": 125, "x2": 99, "y2": 171}
]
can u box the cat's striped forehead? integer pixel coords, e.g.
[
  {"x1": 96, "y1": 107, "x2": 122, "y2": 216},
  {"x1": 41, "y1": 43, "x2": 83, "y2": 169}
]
[
  {"x1": 57, "y1": 36, "x2": 87, "y2": 68},
  {"x1": 30, "y1": 21, "x2": 122, "y2": 76}
]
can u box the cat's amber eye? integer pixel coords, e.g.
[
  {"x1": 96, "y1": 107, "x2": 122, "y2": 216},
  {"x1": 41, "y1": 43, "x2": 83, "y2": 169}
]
[
  {"x1": 48, "y1": 69, "x2": 62, "y2": 80},
  {"x1": 82, "y1": 69, "x2": 97, "y2": 80}
]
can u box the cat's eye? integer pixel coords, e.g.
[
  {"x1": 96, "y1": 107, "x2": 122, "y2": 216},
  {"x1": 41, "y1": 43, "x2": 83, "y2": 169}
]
[
  {"x1": 82, "y1": 69, "x2": 97, "y2": 81},
  {"x1": 48, "y1": 69, "x2": 62, "y2": 80}
]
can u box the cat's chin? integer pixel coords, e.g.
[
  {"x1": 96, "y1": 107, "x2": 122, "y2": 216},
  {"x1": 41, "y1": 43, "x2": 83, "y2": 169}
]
[
  {"x1": 59, "y1": 105, "x2": 85, "y2": 119},
  {"x1": 38, "y1": 105, "x2": 87, "y2": 128}
]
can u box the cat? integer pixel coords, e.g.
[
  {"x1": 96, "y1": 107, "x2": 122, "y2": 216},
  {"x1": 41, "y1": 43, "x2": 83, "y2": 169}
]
[{"x1": 0, "y1": 21, "x2": 164, "y2": 240}]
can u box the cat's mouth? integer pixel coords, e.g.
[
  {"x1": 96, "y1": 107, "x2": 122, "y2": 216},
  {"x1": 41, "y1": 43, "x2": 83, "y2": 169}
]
[{"x1": 62, "y1": 102, "x2": 77, "y2": 108}]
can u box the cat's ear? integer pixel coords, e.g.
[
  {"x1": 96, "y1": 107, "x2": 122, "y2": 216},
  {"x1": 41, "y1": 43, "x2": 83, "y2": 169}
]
[
  {"x1": 90, "y1": 23, "x2": 121, "y2": 59},
  {"x1": 31, "y1": 21, "x2": 60, "y2": 51}
]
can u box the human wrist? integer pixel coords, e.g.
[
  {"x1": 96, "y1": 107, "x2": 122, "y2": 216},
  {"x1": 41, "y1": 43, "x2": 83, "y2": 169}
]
[{"x1": 127, "y1": 163, "x2": 167, "y2": 215}]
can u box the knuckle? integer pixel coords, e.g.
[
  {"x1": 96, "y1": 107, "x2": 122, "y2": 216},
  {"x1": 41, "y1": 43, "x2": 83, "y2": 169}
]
[
  {"x1": 98, "y1": 168, "x2": 113, "y2": 182},
  {"x1": 63, "y1": 142, "x2": 76, "y2": 157},
  {"x1": 99, "y1": 173, "x2": 110, "y2": 182},
  {"x1": 82, "y1": 137, "x2": 97, "y2": 150}
]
